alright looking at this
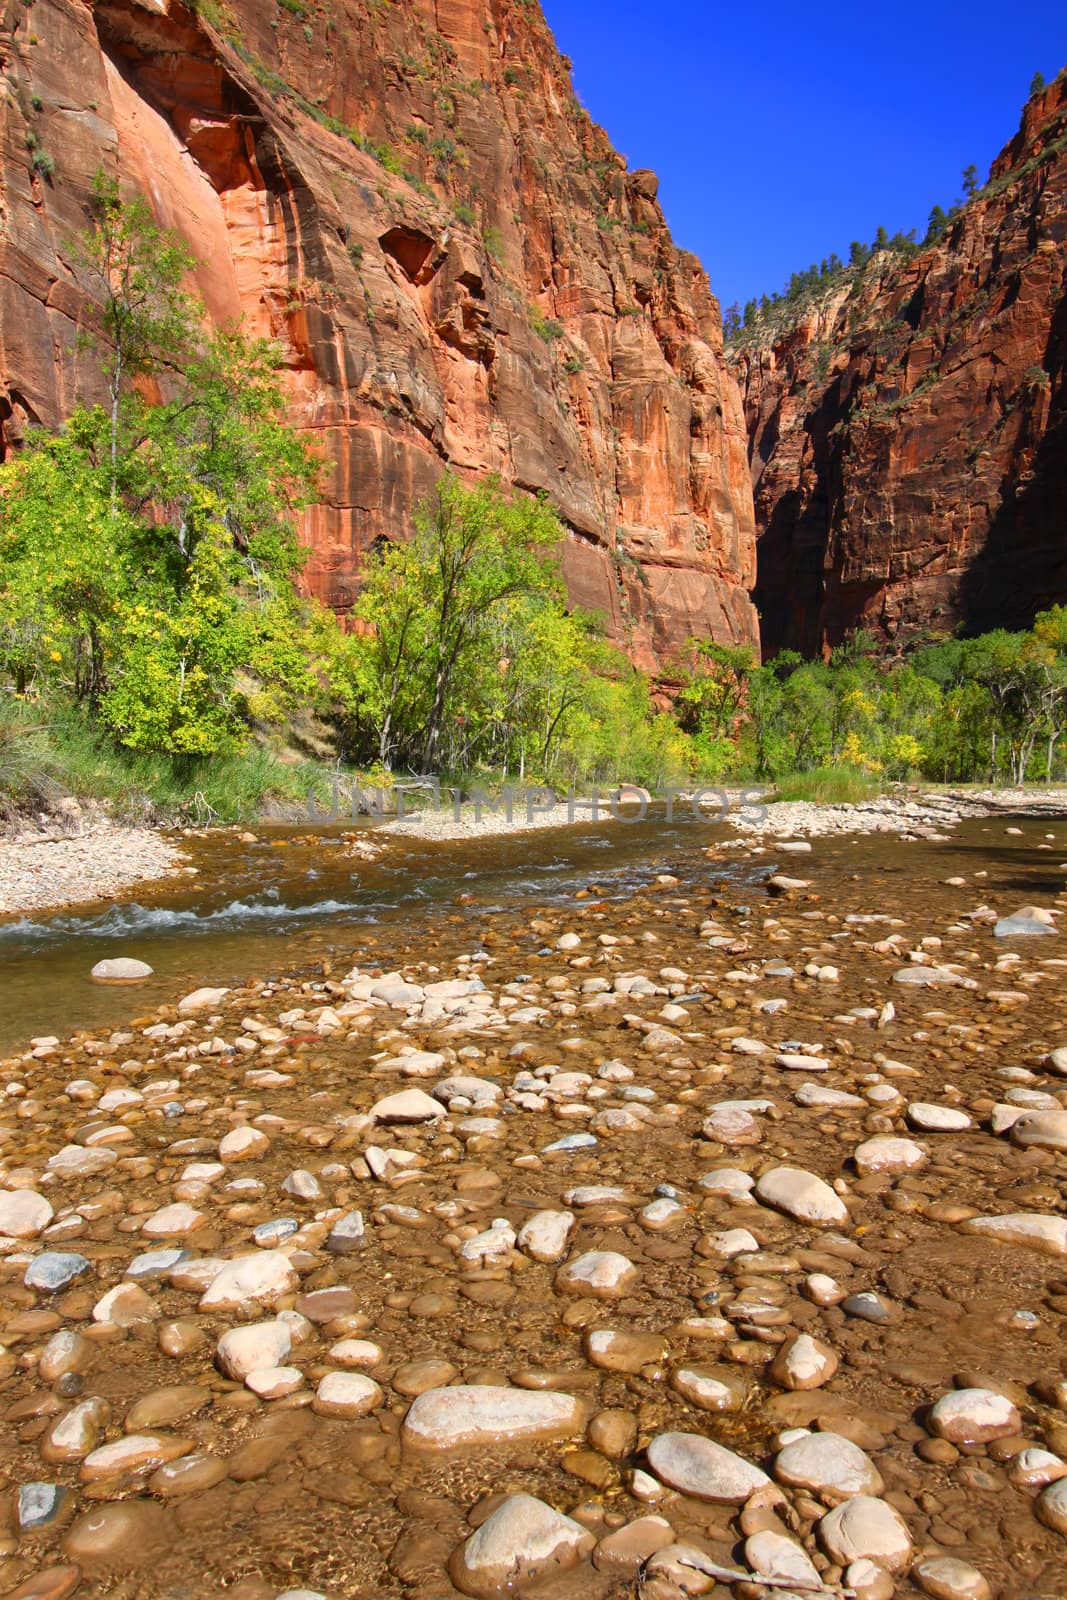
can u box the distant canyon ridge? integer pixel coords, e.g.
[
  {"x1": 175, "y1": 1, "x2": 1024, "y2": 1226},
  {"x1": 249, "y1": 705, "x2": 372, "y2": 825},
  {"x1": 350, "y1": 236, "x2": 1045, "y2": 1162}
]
[{"x1": 0, "y1": 1, "x2": 1063, "y2": 665}]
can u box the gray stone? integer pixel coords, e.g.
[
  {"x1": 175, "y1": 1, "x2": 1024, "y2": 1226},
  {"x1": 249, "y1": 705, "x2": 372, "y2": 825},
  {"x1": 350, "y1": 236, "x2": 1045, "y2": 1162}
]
[
  {"x1": 326, "y1": 1211, "x2": 366, "y2": 1254},
  {"x1": 25, "y1": 1252, "x2": 91, "y2": 1293},
  {"x1": 18, "y1": 1482, "x2": 67, "y2": 1529}
]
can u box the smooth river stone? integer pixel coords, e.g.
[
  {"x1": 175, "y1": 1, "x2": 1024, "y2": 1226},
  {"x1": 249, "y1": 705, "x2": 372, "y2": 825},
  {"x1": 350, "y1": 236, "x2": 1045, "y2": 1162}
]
[
  {"x1": 754, "y1": 1167, "x2": 849, "y2": 1226},
  {"x1": 1009, "y1": 1110, "x2": 1067, "y2": 1151},
  {"x1": 199, "y1": 1251, "x2": 298, "y2": 1311},
  {"x1": 24, "y1": 1254, "x2": 90, "y2": 1293},
  {"x1": 646, "y1": 1432, "x2": 770, "y2": 1503},
  {"x1": 585, "y1": 1329, "x2": 666, "y2": 1374},
  {"x1": 449, "y1": 1493, "x2": 595, "y2": 1599},
  {"x1": 817, "y1": 1495, "x2": 913, "y2": 1572},
  {"x1": 928, "y1": 1388, "x2": 1022, "y2": 1445},
  {"x1": 670, "y1": 1366, "x2": 746, "y2": 1412},
  {"x1": 773, "y1": 1432, "x2": 883, "y2": 1498},
  {"x1": 80, "y1": 1432, "x2": 193, "y2": 1481},
  {"x1": 961, "y1": 1213, "x2": 1067, "y2": 1257},
  {"x1": 63, "y1": 1500, "x2": 170, "y2": 1566},
  {"x1": 91, "y1": 957, "x2": 153, "y2": 982},
  {"x1": 769, "y1": 1332, "x2": 839, "y2": 1390},
  {"x1": 402, "y1": 1386, "x2": 585, "y2": 1449},
  {"x1": 369, "y1": 1089, "x2": 444, "y2": 1123},
  {"x1": 517, "y1": 1210, "x2": 574, "y2": 1263},
  {"x1": 141, "y1": 1203, "x2": 206, "y2": 1237},
  {"x1": 912, "y1": 1556, "x2": 993, "y2": 1600},
  {"x1": 0, "y1": 1189, "x2": 53, "y2": 1238},
  {"x1": 216, "y1": 1321, "x2": 291, "y2": 1381},
  {"x1": 744, "y1": 1530, "x2": 822, "y2": 1589},
  {"x1": 555, "y1": 1251, "x2": 638, "y2": 1298},
  {"x1": 906, "y1": 1103, "x2": 971, "y2": 1133},
  {"x1": 312, "y1": 1373, "x2": 383, "y2": 1417},
  {"x1": 853, "y1": 1136, "x2": 926, "y2": 1175},
  {"x1": 1036, "y1": 1477, "x2": 1067, "y2": 1534}
]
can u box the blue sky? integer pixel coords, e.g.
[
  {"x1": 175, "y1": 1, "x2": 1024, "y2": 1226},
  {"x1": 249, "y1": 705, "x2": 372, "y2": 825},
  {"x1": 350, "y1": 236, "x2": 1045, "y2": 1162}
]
[{"x1": 539, "y1": 0, "x2": 1065, "y2": 314}]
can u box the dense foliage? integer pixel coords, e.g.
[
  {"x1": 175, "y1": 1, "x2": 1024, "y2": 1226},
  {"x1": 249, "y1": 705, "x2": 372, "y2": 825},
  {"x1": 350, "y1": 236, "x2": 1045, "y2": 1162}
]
[
  {"x1": 672, "y1": 620, "x2": 1067, "y2": 789},
  {"x1": 4, "y1": 181, "x2": 1067, "y2": 824}
]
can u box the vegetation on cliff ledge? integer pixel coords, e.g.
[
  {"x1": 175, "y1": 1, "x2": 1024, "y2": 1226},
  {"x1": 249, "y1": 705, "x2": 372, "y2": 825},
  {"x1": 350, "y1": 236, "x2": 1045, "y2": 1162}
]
[{"x1": 3, "y1": 182, "x2": 1067, "y2": 825}]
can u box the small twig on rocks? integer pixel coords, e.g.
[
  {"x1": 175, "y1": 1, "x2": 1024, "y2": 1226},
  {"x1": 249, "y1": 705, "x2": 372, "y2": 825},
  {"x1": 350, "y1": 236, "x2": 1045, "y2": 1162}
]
[{"x1": 672, "y1": 1551, "x2": 857, "y2": 1596}]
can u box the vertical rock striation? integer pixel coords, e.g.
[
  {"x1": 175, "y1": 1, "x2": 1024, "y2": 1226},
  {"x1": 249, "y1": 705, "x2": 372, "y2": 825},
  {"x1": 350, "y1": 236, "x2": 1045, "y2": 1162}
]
[
  {"x1": 0, "y1": 0, "x2": 757, "y2": 667},
  {"x1": 731, "y1": 75, "x2": 1067, "y2": 658}
]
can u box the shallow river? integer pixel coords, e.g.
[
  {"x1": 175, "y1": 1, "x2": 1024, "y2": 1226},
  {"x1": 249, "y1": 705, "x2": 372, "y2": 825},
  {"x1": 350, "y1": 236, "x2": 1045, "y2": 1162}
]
[{"x1": 0, "y1": 811, "x2": 1065, "y2": 1600}]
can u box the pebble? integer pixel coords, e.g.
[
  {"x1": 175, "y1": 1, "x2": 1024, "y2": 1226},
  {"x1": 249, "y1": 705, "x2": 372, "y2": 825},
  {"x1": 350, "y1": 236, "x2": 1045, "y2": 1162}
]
[
  {"x1": 0, "y1": 1189, "x2": 54, "y2": 1238},
  {"x1": 448, "y1": 1493, "x2": 594, "y2": 1597},
  {"x1": 25, "y1": 1253, "x2": 91, "y2": 1294},
  {"x1": 818, "y1": 1494, "x2": 913, "y2": 1572},
  {"x1": 774, "y1": 1431, "x2": 884, "y2": 1498},
  {"x1": 312, "y1": 1372, "x2": 383, "y2": 1417},
  {"x1": 928, "y1": 1387, "x2": 1022, "y2": 1444},
  {"x1": 912, "y1": 1555, "x2": 993, "y2": 1600},
  {"x1": 645, "y1": 1432, "x2": 770, "y2": 1502},
  {"x1": 555, "y1": 1251, "x2": 638, "y2": 1298},
  {"x1": 402, "y1": 1387, "x2": 585, "y2": 1448},
  {"x1": 754, "y1": 1166, "x2": 850, "y2": 1226},
  {"x1": 90, "y1": 958, "x2": 154, "y2": 982}
]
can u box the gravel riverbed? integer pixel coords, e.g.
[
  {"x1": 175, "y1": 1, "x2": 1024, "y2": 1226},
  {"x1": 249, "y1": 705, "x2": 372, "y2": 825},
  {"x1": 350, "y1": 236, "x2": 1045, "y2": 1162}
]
[
  {"x1": 0, "y1": 823, "x2": 1065, "y2": 1597},
  {"x1": 0, "y1": 826, "x2": 189, "y2": 917}
]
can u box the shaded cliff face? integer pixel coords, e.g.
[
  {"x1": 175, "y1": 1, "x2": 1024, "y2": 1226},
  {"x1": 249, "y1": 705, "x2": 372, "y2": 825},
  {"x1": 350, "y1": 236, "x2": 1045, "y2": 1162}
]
[
  {"x1": 732, "y1": 77, "x2": 1067, "y2": 660},
  {"x1": 0, "y1": 0, "x2": 757, "y2": 669}
]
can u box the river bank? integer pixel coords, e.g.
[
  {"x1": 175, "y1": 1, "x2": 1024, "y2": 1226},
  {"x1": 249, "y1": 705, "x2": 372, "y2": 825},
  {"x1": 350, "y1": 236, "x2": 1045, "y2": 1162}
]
[
  {"x1": 0, "y1": 822, "x2": 191, "y2": 917},
  {"x1": 0, "y1": 815, "x2": 1064, "y2": 1597},
  {"x1": 5, "y1": 784, "x2": 1067, "y2": 921}
]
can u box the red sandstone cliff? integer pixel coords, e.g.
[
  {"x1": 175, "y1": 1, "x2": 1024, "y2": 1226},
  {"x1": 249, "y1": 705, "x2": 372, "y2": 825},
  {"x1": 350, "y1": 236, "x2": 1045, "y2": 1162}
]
[
  {"x1": 0, "y1": 0, "x2": 757, "y2": 669},
  {"x1": 731, "y1": 76, "x2": 1067, "y2": 659}
]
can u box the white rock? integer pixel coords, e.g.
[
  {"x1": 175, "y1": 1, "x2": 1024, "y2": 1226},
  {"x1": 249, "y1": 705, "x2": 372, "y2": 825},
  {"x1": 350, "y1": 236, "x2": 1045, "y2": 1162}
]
[
  {"x1": 755, "y1": 1166, "x2": 849, "y2": 1226},
  {"x1": 368, "y1": 1089, "x2": 445, "y2": 1124},
  {"x1": 91, "y1": 958, "x2": 153, "y2": 982},
  {"x1": 448, "y1": 1493, "x2": 594, "y2": 1598},
  {"x1": 745, "y1": 1530, "x2": 822, "y2": 1589},
  {"x1": 913, "y1": 1555, "x2": 993, "y2": 1600},
  {"x1": 199, "y1": 1251, "x2": 298, "y2": 1312},
  {"x1": 853, "y1": 1136, "x2": 927, "y2": 1175},
  {"x1": 906, "y1": 1103, "x2": 971, "y2": 1132},
  {"x1": 698, "y1": 1168, "x2": 755, "y2": 1199},
  {"x1": 177, "y1": 986, "x2": 229, "y2": 1013},
  {"x1": 0, "y1": 1189, "x2": 53, "y2": 1239},
  {"x1": 818, "y1": 1495, "x2": 912, "y2": 1572},
  {"x1": 46, "y1": 1145, "x2": 117, "y2": 1178},
  {"x1": 458, "y1": 1220, "x2": 516, "y2": 1263},
  {"x1": 313, "y1": 1372, "x2": 383, "y2": 1418},
  {"x1": 245, "y1": 1365, "x2": 303, "y2": 1399},
  {"x1": 555, "y1": 1251, "x2": 638, "y2": 1298},
  {"x1": 1036, "y1": 1476, "x2": 1067, "y2": 1534},
  {"x1": 141, "y1": 1203, "x2": 206, "y2": 1237},
  {"x1": 403, "y1": 1386, "x2": 585, "y2": 1449},
  {"x1": 1010, "y1": 1109, "x2": 1067, "y2": 1151},
  {"x1": 645, "y1": 1432, "x2": 770, "y2": 1503},
  {"x1": 1008, "y1": 1447, "x2": 1067, "y2": 1488},
  {"x1": 216, "y1": 1321, "x2": 291, "y2": 1381},
  {"x1": 774, "y1": 1431, "x2": 882, "y2": 1498},
  {"x1": 517, "y1": 1210, "x2": 574, "y2": 1263},
  {"x1": 962, "y1": 1213, "x2": 1067, "y2": 1256},
  {"x1": 928, "y1": 1387, "x2": 1021, "y2": 1444},
  {"x1": 769, "y1": 1332, "x2": 839, "y2": 1390},
  {"x1": 218, "y1": 1126, "x2": 270, "y2": 1162}
]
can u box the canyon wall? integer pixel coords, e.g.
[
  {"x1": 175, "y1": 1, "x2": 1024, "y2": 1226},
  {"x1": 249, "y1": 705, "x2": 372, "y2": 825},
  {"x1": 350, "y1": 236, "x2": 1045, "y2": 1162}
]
[
  {"x1": 732, "y1": 76, "x2": 1067, "y2": 659},
  {"x1": 0, "y1": 0, "x2": 758, "y2": 669}
]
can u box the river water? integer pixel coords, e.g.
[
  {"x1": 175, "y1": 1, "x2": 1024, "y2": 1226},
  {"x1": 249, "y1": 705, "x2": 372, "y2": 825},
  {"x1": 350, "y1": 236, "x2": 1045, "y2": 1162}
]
[{"x1": 0, "y1": 808, "x2": 1063, "y2": 1053}]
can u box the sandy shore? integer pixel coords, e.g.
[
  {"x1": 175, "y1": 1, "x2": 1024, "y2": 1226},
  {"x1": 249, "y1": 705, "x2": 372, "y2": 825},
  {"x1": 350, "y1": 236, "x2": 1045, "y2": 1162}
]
[{"x1": 0, "y1": 825, "x2": 189, "y2": 917}]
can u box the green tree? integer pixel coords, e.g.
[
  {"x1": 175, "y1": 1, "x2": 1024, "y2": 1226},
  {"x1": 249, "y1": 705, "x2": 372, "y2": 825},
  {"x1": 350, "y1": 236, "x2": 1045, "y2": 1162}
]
[
  {"x1": 961, "y1": 164, "x2": 979, "y2": 197},
  {"x1": 1030, "y1": 70, "x2": 1047, "y2": 96},
  {"x1": 74, "y1": 172, "x2": 198, "y2": 502},
  {"x1": 343, "y1": 475, "x2": 571, "y2": 771}
]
